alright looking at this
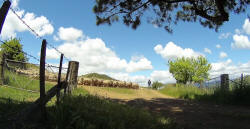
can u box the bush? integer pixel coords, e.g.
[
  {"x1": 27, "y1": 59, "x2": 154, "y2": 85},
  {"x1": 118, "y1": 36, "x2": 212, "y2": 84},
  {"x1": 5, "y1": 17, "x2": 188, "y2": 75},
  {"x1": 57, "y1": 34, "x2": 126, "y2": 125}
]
[{"x1": 152, "y1": 81, "x2": 163, "y2": 90}]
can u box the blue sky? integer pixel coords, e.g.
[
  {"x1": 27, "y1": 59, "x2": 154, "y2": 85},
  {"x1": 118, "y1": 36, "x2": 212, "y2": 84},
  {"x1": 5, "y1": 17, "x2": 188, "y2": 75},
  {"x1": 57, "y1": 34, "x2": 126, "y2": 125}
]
[{"x1": 1, "y1": 0, "x2": 250, "y2": 85}]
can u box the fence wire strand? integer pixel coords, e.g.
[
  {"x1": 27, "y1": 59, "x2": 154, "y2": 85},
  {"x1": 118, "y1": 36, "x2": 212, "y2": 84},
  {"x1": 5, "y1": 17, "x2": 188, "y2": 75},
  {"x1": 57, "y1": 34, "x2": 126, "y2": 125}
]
[{"x1": 10, "y1": 7, "x2": 71, "y2": 61}]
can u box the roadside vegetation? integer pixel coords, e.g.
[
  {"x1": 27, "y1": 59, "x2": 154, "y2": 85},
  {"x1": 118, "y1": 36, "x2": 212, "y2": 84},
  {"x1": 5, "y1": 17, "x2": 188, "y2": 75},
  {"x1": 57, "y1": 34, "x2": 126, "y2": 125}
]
[{"x1": 159, "y1": 82, "x2": 250, "y2": 106}]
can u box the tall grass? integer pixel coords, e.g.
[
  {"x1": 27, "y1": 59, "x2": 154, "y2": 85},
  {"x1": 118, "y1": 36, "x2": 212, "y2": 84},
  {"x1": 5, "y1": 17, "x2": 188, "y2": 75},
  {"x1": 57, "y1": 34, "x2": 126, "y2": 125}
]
[
  {"x1": 48, "y1": 95, "x2": 177, "y2": 129},
  {"x1": 4, "y1": 69, "x2": 54, "y2": 91},
  {"x1": 160, "y1": 83, "x2": 250, "y2": 106},
  {"x1": 159, "y1": 84, "x2": 214, "y2": 99},
  {"x1": 197, "y1": 83, "x2": 250, "y2": 106}
]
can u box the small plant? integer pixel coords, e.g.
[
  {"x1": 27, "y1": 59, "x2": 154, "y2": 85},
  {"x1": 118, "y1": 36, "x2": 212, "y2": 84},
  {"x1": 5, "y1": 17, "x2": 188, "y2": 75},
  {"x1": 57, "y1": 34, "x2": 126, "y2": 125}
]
[{"x1": 152, "y1": 81, "x2": 163, "y2": 90}]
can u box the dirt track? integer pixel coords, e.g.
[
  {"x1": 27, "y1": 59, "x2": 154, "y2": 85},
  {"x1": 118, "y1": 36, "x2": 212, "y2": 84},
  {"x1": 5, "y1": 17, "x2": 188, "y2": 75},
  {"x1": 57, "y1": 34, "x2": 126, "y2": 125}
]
[{"x1": 82, "y1": 86, "x2": 250, "y2": 129}]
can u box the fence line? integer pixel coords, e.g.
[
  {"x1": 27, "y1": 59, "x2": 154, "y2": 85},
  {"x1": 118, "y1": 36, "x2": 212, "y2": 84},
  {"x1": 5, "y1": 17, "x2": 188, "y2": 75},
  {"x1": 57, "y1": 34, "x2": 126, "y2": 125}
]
[{"x1": 0, "y1": 0, "x2": 80, "y2": 123}]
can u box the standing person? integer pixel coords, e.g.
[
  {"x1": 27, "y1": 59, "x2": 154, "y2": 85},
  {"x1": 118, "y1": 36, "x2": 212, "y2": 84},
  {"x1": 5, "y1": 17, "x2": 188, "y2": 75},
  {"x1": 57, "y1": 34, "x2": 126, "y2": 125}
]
[{"x1": 148, "y1": 79, "x2": 151, "y2": 87}]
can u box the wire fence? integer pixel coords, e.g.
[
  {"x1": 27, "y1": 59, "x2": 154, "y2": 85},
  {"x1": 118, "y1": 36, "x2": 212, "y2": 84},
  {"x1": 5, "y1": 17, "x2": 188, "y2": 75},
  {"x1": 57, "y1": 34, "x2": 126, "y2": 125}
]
[{"x1": 4, "y1": 59, "x2": 67, "y2": 92}]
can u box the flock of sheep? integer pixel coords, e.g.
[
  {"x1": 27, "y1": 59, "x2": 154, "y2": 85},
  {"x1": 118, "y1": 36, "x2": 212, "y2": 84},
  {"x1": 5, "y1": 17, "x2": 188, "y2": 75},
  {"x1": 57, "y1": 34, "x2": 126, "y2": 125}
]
[{"x1": 14, "y1": 68, "x2": 139, "y2": 89}]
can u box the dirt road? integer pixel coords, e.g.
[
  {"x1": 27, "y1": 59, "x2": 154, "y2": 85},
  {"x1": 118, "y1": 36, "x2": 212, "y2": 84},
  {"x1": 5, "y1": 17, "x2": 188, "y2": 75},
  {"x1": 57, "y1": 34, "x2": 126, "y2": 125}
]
[{"x1": 82, "y1": 86, "x2": 250, "y2": 129}]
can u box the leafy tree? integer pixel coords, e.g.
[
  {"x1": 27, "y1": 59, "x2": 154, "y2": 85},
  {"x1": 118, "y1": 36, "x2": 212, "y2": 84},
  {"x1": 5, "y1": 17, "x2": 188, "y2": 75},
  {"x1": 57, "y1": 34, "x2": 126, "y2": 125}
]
[
  {"x1": 152, "y1": 81, "x2": 164, "y2": 90},
  {"x1": 192, "y1": 56, "x2": 212, "y2": 85},
  {"x1": 0, "y1": 38, "x2": 27, "y2": 62},
  {"x1": 169, "y1": 56, "x2": 211, "y2": 84},
  {"x1": 93, "y1": 0, "x2": 249, "y2": 33}
]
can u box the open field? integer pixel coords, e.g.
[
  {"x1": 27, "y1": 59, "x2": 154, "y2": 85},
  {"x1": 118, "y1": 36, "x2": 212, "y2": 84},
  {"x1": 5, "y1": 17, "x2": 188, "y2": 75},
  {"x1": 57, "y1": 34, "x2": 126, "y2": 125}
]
[{"x1": 81, "y1": 85, "x2": 173, "y2": 100}]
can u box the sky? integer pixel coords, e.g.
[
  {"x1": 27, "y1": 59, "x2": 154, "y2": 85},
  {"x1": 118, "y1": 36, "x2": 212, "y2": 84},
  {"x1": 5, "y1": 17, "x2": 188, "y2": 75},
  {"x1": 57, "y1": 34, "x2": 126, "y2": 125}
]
[{"x1": 1, "y1": 0, "x2": 250, "y2": 86}]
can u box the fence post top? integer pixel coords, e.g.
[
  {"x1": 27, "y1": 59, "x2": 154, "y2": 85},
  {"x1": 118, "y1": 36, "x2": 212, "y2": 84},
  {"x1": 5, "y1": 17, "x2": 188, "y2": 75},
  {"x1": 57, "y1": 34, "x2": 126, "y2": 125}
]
[{"x1": 69, "y1": 61, "x2": 79, "y2": 64}]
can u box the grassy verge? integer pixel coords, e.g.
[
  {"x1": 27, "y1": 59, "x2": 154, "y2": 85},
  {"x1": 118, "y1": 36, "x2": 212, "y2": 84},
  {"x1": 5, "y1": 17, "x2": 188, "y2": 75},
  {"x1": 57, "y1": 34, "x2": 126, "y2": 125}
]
[
  {"x1": 0, "y1": 84, "x2": 177, "y2": 129},
  {"x1": 48, "y1": 95, "x2": 177, "y2": 129},
  {"x1": 102, "y1": 87, "x2": 136, "y2": 94},
  {"x1": 160, "y1": 83, "x2": 250, "y2": 106},
  {"x1": 159, "y1": 84, "x2": 214, "y2": 99},
  {"x1": 4, "y1": 69, "x2": 54, "y2": 92}
]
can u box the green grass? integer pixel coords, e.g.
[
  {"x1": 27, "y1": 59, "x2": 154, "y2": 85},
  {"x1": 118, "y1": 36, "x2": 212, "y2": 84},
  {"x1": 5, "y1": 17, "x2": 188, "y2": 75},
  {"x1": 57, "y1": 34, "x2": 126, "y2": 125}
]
[
  {"x1": 102, "y1": 87, "x2": 135, "y2": 94},
  {"x1": 0, "y1": 70, "x2": 178, "y2": 129},
  {"x1": 48, "y1": 95, "x2": 177, "y2": 129},
  {"x1": 160, "y1": 83, "x2": 250, "y2": 106},
  {"x1": 159, "y1": 84, "x2": 214, "y2": 99},
  {"x1": 0, "y1": 86, "x2": 178, "y2": 129},
  {"x1": 4, "y1": 69, "x2": 54, "y2": 92}
]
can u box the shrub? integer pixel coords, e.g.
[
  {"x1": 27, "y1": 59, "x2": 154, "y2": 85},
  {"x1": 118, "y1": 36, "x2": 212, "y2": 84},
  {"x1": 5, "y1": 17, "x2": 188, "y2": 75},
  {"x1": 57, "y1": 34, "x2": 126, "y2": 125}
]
[{"x1": 152, "y1": 81, "x2": 163, "y2": 90}]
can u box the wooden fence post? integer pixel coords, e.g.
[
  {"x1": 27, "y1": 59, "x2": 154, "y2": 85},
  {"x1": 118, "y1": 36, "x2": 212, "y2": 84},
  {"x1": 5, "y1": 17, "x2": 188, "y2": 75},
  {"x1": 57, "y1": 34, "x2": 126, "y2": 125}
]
[
  {"x1": 220, "y1": 74, "x2": 229, "y2": 91},
  {"x1": 0, "y1": 52, "x2": 5, "y2": 85},
  {"x1": 240, "y1": 73, "x2": 243, "y2": 89},
  {"x1": 0, "y1": 0, "x2": 11, "y2": 34},
  {"x1": 65, "y1": 61, "x2": 79, "y2": 94},
  {"x1": 39, "y1": 39, "x2": 47, "y2": 120},
  {"x1": 56, "y1": 54, "x2": 63, "y2": 104}
]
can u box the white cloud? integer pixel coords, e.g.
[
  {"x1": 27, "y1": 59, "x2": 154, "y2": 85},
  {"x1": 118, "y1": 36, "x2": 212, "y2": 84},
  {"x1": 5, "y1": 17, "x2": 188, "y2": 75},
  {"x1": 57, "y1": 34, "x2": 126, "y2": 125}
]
[
  {"x1": 231, "y1": 34, "x2": 250, "y2": 49},
  {"x1": 48, "y1": 27, "x2": 153, "y2": 75},
  {"x1": 210, "y1": 59, "x2": 250, "y2": 78},
  {"x1": 109, "y1": 70, "x2": 176, "y2": 86},
  {"x1": 150, "y1": 70, "x2": 176, "y2": 84},
  {"x1": 54, "y1": 27, "x2": 84, "y2": 42},
  {"x1": 1, "y1": 0, "x2": 54, "y2": 39},
  {"x1": 219, "y1": 32, "x2": 231, "y2": 39},
  {"x1": 235, "y1": 29, "x2": 242, "y2": 35},
  {"x1": 46, "y1": 48, "x2": 60, "y2": 59},
  {"x1": 243, "y1": 19, "x2": 250, "y2": 35},
  {"x1": 204, "y1": 48, "x2": 212, "y2": 54},
  {"x1": 126, "y1": 56, "x2": 153, "y2": 72},
  {"x1": 12, "y1": 0, "x2": 19, "y2": 9},
  {"x1": 216, "y1": 44, "x2": 221, "y2": 48},
  {"x1": 154, "y1": 42, "x2": 202, "y2": 60},
  {"x1": 219, "y1": 52, "x2": 227, "y2": 58},
  {"x1": 109, "y1": 73, "x2": 149, "y2": 86}
]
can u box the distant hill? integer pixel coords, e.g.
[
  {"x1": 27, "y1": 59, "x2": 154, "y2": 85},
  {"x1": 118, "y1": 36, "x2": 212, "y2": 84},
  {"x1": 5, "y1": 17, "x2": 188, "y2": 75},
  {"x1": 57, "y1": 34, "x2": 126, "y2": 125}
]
[{"x1": 81, "y1": 73, "x2": 116, "y2": 81}]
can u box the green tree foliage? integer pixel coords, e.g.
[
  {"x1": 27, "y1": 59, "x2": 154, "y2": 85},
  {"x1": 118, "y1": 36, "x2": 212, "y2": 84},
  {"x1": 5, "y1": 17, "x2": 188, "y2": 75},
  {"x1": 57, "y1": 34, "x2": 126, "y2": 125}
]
[
  {"x1": 169, "y1": 56, "x2": 211, "y2": 84},
  {"x1": 152, "y1": 81, "x2": 164, "y2": 90},
  {"x1": 0, "y1": 38, "x2": 27, "y2": 62},
  {"x1": 93, "y1": 0, "x2": 249, "y2": 33}
]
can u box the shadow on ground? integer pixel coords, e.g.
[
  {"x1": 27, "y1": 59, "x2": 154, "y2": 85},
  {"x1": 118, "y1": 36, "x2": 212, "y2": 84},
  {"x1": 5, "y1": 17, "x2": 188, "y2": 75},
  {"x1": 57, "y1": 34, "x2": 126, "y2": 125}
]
[{"x1": 111, "y1": 97, "x2": 250, "y2": 129}]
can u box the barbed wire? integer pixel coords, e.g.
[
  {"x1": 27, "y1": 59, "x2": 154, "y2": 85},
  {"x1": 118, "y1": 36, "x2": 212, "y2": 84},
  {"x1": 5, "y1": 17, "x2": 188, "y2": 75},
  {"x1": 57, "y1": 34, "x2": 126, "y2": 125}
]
[{"x1": 10, "y1": 7, "x2": 71, "y2": 61}]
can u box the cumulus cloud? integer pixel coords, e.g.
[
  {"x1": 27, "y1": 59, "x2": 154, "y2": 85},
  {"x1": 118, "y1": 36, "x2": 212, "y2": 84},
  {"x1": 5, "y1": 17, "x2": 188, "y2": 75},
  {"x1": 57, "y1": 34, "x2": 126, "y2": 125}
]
[
  {"x1": 235, "y1": 29, "x2": 242, "y2": 35},
  {"x1": 243, "y1": 19, "x2": 250, "y2": 35},
  {"x1": 1, "y1": 0, "x2": 54, "y2": 39},
  {"x1": 150, "y1": 70, "x2": 176, "y2": 84},
  {"x1": 209, "y1": 59, "x2": 250, "y2": 78},
  {"x1": 109, "y1": 70, "x2": 176, "y2": 86},
  {"x1": 204, "y1": 48, "x2": 212, "y2": 54},
  {"x1": 219, "y1": 52, "x2": 227, "y2": 58},
  {"x1": 231, "y1": 34, "x2": 250, "y2": 49},
  {"x1": 47, "y1": 27, "x2": 153, "y2": 75},
  {"x1": 54, "y1": 27, "x2": 84, "y2": 42},
  {"x1": 46, "y1": 48, "x2": 60, "y2": 59},
  {"x1": 154, "y1": 42, "x2": 202, "y2": 60},
  {"x1": 126, "y1": 56, "x2": 153, "y2": 72},
  {"x1": 218, "y1": 32, "x2": 231, "y2": 39},
  {"x1": 216, "y1": 44, "x2": 221, "y2": 48}
]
